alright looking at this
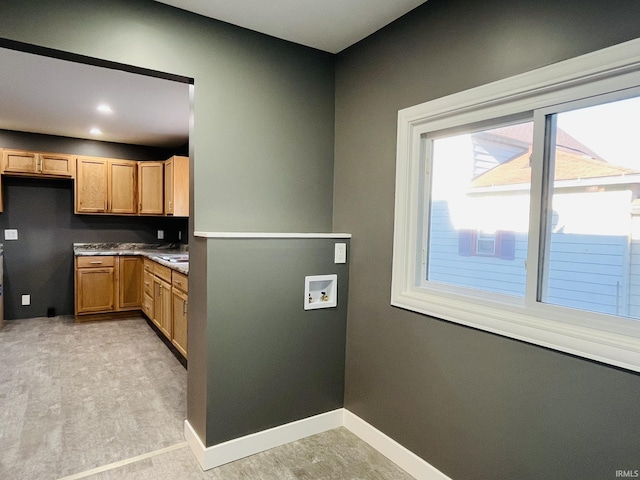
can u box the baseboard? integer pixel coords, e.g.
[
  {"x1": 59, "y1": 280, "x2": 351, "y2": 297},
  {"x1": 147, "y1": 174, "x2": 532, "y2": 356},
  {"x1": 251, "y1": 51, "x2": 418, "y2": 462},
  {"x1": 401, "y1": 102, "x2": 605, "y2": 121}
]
[
  {"x1": 342, "y1": 410, "x2": 452, "y2": 480},
  {"x1": 184, "y1": 409, "x2": 344, "y2": 471},
  {"x1": 184, "y1": 408, "x2": 451, "y2": 479}
]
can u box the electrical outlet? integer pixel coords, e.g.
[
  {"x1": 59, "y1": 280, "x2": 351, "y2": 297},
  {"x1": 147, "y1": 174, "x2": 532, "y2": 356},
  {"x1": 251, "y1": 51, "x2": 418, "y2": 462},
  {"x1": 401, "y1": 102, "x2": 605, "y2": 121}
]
[
  {"x1": 178, "y1": 231, "x2": 182, "y2": 241},
  {"x1": 157, "y1": 230, "x2": 164, "y2": 240},
  {"x1": 22, "y1": 294, "x2": 30, "y2": 306}
]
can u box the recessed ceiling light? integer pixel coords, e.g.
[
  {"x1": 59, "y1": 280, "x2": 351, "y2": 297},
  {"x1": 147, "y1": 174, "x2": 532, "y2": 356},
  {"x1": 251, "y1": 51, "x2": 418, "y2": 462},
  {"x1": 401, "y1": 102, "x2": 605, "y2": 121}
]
[
  {"x1": 90, "y1": 127, "x2": 103, "y2": 135},
  {"x1": 97, "y1": 104, "x2": 112, "y2": 114}
]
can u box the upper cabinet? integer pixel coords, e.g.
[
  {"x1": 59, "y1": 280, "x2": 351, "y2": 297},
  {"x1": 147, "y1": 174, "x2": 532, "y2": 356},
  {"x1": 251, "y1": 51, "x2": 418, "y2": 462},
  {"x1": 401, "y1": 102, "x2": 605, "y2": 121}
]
[
  {"x1": 138, "y1": 161, "x2": 164, "y2": 215},
  {"x1": 2, "y1": 149, "x2": 74, "y2": 178},
  {"x1": 76, "y1": 156, "x2": 137, "y2": 214},
  {"x1": 164, "y1": 155, "x2": 189, "y2": 217},
  {"x1": 1, "y1": 148, "x2": 189, "y2": 217},
  {"x1": 109, "y1": 160, "x2": 137, "y2": 214}
]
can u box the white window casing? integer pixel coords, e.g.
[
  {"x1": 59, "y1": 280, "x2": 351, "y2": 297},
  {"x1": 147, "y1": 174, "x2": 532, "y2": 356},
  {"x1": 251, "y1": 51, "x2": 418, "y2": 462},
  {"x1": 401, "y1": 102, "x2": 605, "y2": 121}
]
[{"x1": 392, "y1": 38, "x2": 640, "y2": 372}]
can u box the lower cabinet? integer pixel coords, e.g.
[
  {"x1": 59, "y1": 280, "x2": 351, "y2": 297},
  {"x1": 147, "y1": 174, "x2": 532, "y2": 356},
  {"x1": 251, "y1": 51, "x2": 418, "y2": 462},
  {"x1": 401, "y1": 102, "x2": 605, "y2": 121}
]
[
  {"x1": 171, "y1": 272, "x2": 188, "y2": 358},
  {"x1": 75, "y1": 254, "x2": 187, "y2": 359},
  {"x1": 153, "y1": 276, "x2": 172, "y2": 339},
  {"x1": 143, "y1": 258, "x2": 188, "y2": 359},
  {"x1": 75, "y1": 255, "x2": 141, "y2": 318},
  {"x1": 75, "y1": 256, "x2": 116, "y2": 314}
]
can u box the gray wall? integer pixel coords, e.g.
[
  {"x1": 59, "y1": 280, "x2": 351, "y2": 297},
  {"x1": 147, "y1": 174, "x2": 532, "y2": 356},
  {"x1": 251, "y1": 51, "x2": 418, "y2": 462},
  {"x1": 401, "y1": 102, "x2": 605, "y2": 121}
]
[
  {"x1": 205, "y1": 238, "x2": 348, "y2": 445},
  {"x1": 334, "y1": 1, "x2": 640, "y2": 479},
  {"x1": 0, "y1": 130, "x2": 187, "y2": 319}
]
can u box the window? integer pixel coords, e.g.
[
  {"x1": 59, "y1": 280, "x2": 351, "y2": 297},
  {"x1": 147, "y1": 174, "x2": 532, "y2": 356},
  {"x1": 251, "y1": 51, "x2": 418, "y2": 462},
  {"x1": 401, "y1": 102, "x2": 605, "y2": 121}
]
[{"x1": 392, "y1": 38, "x2": 640, "y2": 372}]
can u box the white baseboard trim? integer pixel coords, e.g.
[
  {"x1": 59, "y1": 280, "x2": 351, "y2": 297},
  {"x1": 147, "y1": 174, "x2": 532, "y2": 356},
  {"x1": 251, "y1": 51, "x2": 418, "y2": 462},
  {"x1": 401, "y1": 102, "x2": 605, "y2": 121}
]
[
  {"x1": 342, "y1": 410, "x2": 452, "y2": 480},
  {"x1": 185, "y1": 408, "x2": 451, "y2": 479},
  {"x1": 184, "y1": 409, "x2": 344, "y2": 471}
]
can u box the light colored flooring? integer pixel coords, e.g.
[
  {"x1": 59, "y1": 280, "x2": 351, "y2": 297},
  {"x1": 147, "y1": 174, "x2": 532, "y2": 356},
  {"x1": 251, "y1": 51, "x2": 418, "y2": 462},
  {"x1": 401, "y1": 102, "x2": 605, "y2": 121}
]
[{"x1": 0, "y1": 316, "x2": 413, "y2": 480}]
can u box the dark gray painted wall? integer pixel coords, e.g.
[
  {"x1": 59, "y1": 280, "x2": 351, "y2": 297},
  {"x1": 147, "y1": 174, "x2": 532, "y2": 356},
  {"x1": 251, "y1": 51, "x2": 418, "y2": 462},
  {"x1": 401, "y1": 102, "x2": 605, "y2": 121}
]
[
  {"x1": 0, "y1": 131, "x2": 187, "y2": 319},
  {"x1": 334, "y1": 1, "x2": 640, "y2": 479},
  {"x1": 206, "y1": 238, "x2": 348, "y2": 445}
]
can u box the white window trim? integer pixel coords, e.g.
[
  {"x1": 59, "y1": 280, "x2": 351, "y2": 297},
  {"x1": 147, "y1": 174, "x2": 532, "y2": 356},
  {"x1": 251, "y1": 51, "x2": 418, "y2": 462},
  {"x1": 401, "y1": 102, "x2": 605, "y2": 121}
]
[{"x1": 392, "y1": 38, "x2": 640, "y2": 372}]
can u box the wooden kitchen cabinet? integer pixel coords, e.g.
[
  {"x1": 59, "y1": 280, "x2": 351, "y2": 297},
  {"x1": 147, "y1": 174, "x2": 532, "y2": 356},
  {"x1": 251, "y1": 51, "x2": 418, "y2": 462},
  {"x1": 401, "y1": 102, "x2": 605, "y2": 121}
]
[
  {"x1": 138, "y1": 161, "x2": 164, "y2": 215},
  {"x1": 109, "y1": 160, "x2": 137, "y2": 214},
  {"x1": 171, "y1": 271, "x2": 188, "y2": 358},
  {"x1": 118, "y1": 256, "x2": 142, "y2": 310},
  {"x1": 2, "y1": 149, "x2": 74, "y2": 178},
  {"x1": 75, "y1": 156, "x2": 137, "y2": 214},
  {"x1": 76, "y1": 156, "x2": 108, "y2": 213},
  {"x1": 75, "y1": 256, "x2": 116, "y2": 314},
  {"x1": 153, "y1": 276, "x2": 172, "y2": 338},
  {"x1": 164, "y1": 155, "x2": 189, "y2": 217},
  {"x1": 142, "y1": 259, "x2": 154, "y2": 319}
]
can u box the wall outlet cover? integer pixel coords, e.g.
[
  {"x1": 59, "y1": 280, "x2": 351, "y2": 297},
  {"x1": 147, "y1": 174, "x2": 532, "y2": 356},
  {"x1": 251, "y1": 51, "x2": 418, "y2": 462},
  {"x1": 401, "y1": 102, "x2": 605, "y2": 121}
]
[
  {"x1": 21, "y1": 294, "x2": 30, "y2": 306},
  {"x1": 4, "y1": 229, "x2": 18, "y2": 240}
]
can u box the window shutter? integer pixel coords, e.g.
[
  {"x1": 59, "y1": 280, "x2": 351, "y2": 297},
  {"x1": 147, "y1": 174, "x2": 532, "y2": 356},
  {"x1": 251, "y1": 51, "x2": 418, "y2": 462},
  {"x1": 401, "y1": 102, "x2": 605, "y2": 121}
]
[
  {"x1": 498, "y1": 231, "x2": 516, "y2": 260},
  {"x1": 458, "y1": 229, "x2": 474, "y2": 256}
]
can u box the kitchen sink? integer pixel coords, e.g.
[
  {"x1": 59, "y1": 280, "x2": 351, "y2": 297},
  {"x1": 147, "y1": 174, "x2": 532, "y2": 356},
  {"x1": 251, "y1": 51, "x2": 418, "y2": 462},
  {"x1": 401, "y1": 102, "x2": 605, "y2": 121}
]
[{"x1": 157, "y1": 254, "x2": 189, "y2": 263}]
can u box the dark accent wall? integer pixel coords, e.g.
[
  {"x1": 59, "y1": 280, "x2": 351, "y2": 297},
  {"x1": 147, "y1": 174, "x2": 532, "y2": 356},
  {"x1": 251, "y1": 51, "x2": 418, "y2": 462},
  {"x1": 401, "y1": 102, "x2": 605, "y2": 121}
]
[
  {"x1": 205, "y1": 238, "x2": 348, "y2": 445},
  {"x1": 0, "y1": 131, "x2": 187, "y2": 319},
  {"x1": 334, "y1": 1, "x2": 640, "y2": 479}
]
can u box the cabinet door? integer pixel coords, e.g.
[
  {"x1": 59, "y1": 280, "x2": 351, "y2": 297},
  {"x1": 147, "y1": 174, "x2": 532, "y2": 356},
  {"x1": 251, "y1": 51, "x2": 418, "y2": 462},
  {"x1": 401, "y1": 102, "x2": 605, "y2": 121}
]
[
  {"x1": 153, "y1": 277, "x2": 172, "y2": 338},
  {"x1": 138, "y1": 162, "x2": 164, "y2": 215},
  {"x1": 171, "y1": 288, "x2": 188, "y2": 358},
  {"x1": 118, "y1": 256, "x2": 142, "y2": 310},
  {"x1": 164, "y1": 158, "x2": 174, "y2": 214},
  {"x1": 2, "y1": 150, "x2": 38, "y2": 174},
  {"x1": 40, "y1": 153, "x2": 74, "y2": 177},
  {"x1": 76, "y1": 267, "x2": 115, "y2": 314},
  {"x1": 165, "y1": 155, "x2": 189, "y2": 217},
  {"x1": 109, "y1": 160, "x2": 137, "y2": 214},
  {"x1": 76, "y1": 157, "x2": 108, "y2": 213}
]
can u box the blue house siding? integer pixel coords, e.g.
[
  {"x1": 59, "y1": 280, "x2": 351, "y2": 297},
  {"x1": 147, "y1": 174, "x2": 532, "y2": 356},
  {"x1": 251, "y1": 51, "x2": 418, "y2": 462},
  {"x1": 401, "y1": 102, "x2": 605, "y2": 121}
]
[{"x1": 428, "y1": 201, "x2": 633, "y2": 316}]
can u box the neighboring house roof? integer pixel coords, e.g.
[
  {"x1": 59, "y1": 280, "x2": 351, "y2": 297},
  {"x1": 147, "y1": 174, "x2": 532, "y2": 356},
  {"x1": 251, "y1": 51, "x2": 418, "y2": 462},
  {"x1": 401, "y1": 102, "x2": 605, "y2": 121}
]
[
  {"x1": 486, "y1": 123, "x2": 603, "y2": 160},
  {"x1": 471, "y1": 148, "x2": 640, "y2": 188}
]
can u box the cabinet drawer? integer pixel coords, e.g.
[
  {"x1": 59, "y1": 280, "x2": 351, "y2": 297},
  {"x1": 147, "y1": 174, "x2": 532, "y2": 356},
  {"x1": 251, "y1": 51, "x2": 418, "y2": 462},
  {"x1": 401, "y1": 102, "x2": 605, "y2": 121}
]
[
  {"x1": 143, "y1": 270, "x2": 154, "y2": 296},
  {"x1": 172, "y1": 271, "x2": 188, "y2": 293},
  {"x1": 142, "y1": 292, "x2": 153, "y2": 318},
  {"x1": 154, "y1": 263, "x2": 172, "y2": 283},
  {"x1": 76, "y1": 256, "x2": 115, "y2": 268},
  {"x1": 143, "y1": 258, "x2": 154, "y2": 273}
]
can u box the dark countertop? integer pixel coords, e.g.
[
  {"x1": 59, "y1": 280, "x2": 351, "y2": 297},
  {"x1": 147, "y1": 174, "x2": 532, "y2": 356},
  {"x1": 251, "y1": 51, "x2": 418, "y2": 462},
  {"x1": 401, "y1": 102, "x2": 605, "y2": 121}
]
[{"x1": 73, "y1": 243, "x2": 188, "y2": 275}]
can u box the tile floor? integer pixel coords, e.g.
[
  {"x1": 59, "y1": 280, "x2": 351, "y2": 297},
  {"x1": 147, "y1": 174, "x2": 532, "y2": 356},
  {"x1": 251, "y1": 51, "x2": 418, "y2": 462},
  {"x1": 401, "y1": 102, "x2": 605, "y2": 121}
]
[{"x1": 0, "y1": 316, "x2": 413, "y2": 480}]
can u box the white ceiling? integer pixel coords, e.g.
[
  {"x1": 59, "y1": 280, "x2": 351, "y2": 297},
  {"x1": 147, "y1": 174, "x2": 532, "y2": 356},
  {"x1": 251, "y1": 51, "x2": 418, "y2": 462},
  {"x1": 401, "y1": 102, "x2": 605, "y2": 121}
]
[
  {"x1": 0, "y1": 48, "x2": 191, "y2": 148},
  {"x1": 153, "y1": 0, "x2": 428, "y2": 54},
  {"x1": 0, "y1": 1, "x2": 428, "y2": 148}
]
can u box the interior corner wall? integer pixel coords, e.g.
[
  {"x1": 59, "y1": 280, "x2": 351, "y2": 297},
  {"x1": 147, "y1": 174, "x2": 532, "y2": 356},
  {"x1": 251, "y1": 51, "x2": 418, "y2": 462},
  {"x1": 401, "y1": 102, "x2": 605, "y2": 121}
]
[{"x1": 334, "y1": 1, "x2": 640, "y2": 479}]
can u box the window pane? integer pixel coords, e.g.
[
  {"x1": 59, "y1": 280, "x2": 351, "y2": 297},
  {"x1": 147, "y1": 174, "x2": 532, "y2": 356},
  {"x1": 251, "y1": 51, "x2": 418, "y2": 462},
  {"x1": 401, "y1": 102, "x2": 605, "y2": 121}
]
[
  {"x1": 541, "y1": 96, "x2": 640, "y2": 318},
  {"x1": 426, "y1": 122, "x2": 533, "y2": 296}
]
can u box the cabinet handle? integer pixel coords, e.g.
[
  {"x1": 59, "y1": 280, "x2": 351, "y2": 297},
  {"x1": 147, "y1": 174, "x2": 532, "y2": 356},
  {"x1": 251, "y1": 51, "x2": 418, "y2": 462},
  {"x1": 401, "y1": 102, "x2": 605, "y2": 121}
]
[
  {"x1": 90, "y1": 261, "x2": 102, "y2": 264},
  {"x1": 183, "y1": 300, "x2": 187, "y2": 315}
]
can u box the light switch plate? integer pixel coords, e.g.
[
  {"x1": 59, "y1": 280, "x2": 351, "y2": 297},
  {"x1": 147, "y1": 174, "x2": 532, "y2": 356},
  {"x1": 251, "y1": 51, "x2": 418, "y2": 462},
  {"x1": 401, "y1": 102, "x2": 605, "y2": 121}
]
[
  {"x1": 4, "y1": 229, "x2": 18, "y2": 240},
  {"x1": 334, "y1": 243, "x2": 347, "y2": 264},
  {"x1": 157, "y1": 230, "x2": 164, "y2": 240},
  {"x1": 22, "y1": 294, "x2": 30, "y2": 306}
]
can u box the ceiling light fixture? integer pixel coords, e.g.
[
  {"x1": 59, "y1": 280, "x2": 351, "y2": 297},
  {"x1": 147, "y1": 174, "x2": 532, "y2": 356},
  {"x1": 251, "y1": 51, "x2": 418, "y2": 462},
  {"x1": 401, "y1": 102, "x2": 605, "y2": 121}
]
[
  {"x1": 97, "y1": 104, "x2": 112, "y2": 114},
  {"x1": 90, "y1": 127, "x2": 103, "y2": 135}
]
